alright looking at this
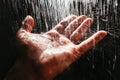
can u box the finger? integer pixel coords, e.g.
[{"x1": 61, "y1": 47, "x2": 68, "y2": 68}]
[
  {"x1": 53, "y1": 15, "x2": 77, "y2": 34},
  {"x1": 73, "y1": 31, "x2": 107, "y2": 58},
  {"x1": 70, "y1": 18, "x2": 93, "y2": 44},
  {"x1": 21, "y1": 15, "x2": 34, "y2": 32},
  {"x1": 64, "y1": 15, "x2": 87, "y2": 38}
]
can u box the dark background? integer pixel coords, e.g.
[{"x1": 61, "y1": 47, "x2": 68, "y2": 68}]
[{"x1": 0, "y1": 0, "x2": 120, "y2": 80}]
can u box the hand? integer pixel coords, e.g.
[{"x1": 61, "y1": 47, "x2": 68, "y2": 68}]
[{"x1": 5, "y1": 15, "x2": 107, "y2": 80}]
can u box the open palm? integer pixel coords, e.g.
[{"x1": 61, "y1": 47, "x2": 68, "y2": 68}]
[{"x1": 5, "y1": 15, "x2": 107, "y2": 80}]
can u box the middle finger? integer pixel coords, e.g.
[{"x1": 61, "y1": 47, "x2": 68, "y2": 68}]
[{"x1": 64, "y1": 15, "x2": 87, "y2": 38}]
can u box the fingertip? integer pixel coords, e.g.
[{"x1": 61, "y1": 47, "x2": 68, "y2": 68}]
[
  {"x1": 81, "y1": 15, "x2": 87, "y2": 19},
  {"x1": 77, "y1": 15, "x2": 87, "y2": 22},
  {"x1": 22, "y1": 15, "x2": 34, "y2": 32},
  {"x1": 99, "y1": 30, "x2": 108, "y2": 34},
  {"x1": 91, "y1": 18, "x2": 94, "y2": 23},
  {"x1": 70, "y1": 14, "x2": 78, "y2": 18},
  {"x1": 65, "y1": 15, "x2": 77, "y2": 21},
  {"x1": 86, "y1": 18, "x2": 94, "y2": 23},
  {"x1": 23, "y1": 15, "x2": 34, "y2": 28},
  {"x1": 97, "y1": 30, "x2": 108, "y2": 37}
]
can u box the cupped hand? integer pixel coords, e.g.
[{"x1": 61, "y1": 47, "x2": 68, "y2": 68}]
[{"x1": 5, "y1": 15, "x2": 107, "y2": 80}]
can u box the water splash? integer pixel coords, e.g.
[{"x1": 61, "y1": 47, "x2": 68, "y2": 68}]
[
  {"x1": 20, "y1": 0, "x2": 119, "y2": 76},
  {"x1": 5, "y1": 0, "x2": 119, "y2": 79}
]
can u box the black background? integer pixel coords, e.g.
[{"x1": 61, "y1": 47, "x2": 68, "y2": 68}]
[{"x1": 0, "y1": 0, "x2": 120, "y2": 80}]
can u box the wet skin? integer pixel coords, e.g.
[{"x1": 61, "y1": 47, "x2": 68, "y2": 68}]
[{"x1": 5, "y1": 15, "x2": 107, "y2": 80}]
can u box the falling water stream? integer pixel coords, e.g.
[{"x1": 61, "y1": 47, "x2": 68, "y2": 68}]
[{"x1": 1, "y1": 0, "x2": 120, "y2": 80}]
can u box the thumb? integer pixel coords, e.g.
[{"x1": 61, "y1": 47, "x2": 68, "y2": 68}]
[
  {"x1": 21, "y1": 15, "x2": 34, "y2": 32},
  {"x1": 16, "y1": 15, "x2": 34, "y2": 43}
]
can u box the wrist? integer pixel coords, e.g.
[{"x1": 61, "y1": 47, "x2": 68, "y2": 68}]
[{"x1": 4, "y1": 59, "x2": 40, "y2": 80}]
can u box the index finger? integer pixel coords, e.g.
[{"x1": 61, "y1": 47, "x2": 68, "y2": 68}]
[{"x1": 73, "y1": 30, "x2": 107, "y2": 58}]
